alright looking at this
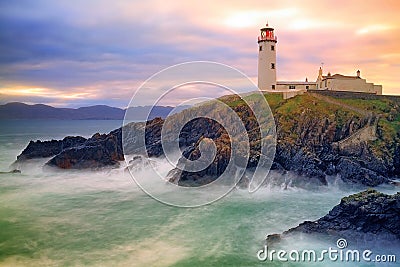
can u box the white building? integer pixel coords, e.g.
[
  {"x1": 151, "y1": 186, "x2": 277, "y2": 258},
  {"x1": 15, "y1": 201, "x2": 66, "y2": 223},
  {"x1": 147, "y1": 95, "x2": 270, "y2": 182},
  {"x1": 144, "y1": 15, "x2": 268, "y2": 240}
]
[
  {"x1": 316, "y1": 68, "x2": 382, "y2": 95},
  {"x1": 257, "y1": 23, "x2": 383, "y2": 96}
]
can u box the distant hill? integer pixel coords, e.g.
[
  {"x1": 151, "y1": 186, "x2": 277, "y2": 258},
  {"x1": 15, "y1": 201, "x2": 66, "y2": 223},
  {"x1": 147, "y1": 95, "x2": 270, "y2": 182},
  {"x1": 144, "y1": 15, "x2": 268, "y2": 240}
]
[{"x1": 0, "y1": 102, "x2": 189, "y2": 120}]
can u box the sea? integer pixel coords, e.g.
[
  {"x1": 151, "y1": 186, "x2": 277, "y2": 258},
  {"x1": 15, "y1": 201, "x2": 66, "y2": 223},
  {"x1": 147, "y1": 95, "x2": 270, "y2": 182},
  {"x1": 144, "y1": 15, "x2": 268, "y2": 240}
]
[{"x1": 0, "y1": 119, "x2": 398, "y2": 266}]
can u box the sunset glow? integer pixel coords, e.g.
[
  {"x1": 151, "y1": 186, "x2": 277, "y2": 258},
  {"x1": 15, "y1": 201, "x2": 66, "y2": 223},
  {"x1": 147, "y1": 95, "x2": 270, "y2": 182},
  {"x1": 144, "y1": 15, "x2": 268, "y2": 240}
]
[{"x1": 0, "y1": 0, "x2": 399, "y2": 107}]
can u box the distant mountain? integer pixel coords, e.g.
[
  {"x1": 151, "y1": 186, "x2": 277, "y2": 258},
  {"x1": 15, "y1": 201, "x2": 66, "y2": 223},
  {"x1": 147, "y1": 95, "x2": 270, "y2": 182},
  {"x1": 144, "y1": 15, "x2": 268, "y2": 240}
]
[
  {"x1": 125, "y1": 105, "x2": 189, "y2": 121},
  {"x1": 0, "y1": 102, "x2": 189, "y2": 120}
]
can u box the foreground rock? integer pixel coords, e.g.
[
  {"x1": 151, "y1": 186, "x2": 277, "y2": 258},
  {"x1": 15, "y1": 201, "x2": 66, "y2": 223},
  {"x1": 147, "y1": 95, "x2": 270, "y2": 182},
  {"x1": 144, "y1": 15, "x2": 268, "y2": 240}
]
[{"x1": 267, "y1": 189, "x2": 400, "y2": 244}]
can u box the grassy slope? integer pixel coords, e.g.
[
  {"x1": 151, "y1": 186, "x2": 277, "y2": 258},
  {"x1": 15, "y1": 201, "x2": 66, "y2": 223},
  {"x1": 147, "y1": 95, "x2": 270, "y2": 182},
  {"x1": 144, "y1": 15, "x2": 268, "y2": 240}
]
[
  {"x1": 324, "y1": 95, "x2": 400, "y2": 158},
  {"x1": 220, "y1": 92, "x2": 399, "y2": 164}
]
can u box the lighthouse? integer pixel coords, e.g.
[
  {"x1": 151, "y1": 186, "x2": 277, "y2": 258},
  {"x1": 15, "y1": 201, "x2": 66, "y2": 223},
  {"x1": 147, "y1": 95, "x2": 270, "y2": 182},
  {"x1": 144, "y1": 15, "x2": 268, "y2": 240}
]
[{"x1": 258, "y1": 23, "x2": 277, "y2": 90}]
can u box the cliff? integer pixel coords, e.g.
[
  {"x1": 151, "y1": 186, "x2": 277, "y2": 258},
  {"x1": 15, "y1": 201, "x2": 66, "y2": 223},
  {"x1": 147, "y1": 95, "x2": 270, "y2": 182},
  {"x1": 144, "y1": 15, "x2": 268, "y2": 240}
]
[
  {"x1": 163, "y1": 92, "x2": 400, "y2": 186},
  {"x1": 267, "y1": 92, "x2": 400, "y2": 186},
  {"x1": 14, "y1": 92, "x2": 400, "y2": 187}
]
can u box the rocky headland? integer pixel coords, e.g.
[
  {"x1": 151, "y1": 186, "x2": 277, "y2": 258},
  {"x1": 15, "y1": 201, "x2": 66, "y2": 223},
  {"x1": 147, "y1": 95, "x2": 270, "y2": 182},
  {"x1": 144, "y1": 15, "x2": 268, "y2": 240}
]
[{"x1": 14, "y1": 91, "x2": 400, "y2": 188}]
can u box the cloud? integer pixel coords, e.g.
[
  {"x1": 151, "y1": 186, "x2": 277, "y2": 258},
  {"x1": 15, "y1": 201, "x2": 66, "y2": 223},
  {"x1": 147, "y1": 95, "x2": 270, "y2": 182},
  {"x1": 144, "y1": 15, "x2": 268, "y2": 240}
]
[{"x1": 0, "y1": 0, "x2": 399, "y2": 107}]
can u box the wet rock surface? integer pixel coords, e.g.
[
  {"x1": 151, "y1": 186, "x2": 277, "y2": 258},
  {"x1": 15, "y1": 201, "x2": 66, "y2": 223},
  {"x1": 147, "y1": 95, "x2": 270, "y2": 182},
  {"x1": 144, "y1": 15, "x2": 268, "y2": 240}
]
[
  {"x1": 46, "y1": 130, "x2": 123, "y2": 169},
  {"x1": 17, "y1": 136, "x2": 87, "y2": 160},
  {"x1": 267, "y1": 189, "x2": 400, "y2": 244}
]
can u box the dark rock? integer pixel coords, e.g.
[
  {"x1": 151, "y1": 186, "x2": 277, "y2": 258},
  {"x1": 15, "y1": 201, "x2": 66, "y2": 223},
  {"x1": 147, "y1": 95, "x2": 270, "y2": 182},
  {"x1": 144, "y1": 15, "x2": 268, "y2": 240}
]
[
  {"x1": 46, "y1": 131, "x2": 123, "y2": 169},
  {"x1": 274, "y1": 145, "x2": 328, "y2": 185},
  {"x1": 394, "y1": 144, "x2": 400, "y2": 176},
  {"x1": 336, "y1": 157, "x2": 388, "y2": 186},
  {"x1": 169, "y1": 136, "x2": 232, "y2": 186},
  {"x1": 14, "y1": 117, "x2": 166, "y2": 170},
  {"x1": 144, "y1": 117, "x2": 164, "y2": 157},
  {"x1": 266, "y1": 233, "x2": 282, "y2": 246},
  {"x1": 280, "y1": 189, "x2": 400, "y2": 242},
  {"x1": 17, "y1": 136, "x2": 87, "y2": 161}
]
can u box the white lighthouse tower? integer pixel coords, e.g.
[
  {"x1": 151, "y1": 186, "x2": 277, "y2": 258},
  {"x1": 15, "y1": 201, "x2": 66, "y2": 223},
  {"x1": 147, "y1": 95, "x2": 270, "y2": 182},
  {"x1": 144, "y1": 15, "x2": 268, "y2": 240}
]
[{"x1": 258, "y1": 23, "x2": 277, "y2": 90}]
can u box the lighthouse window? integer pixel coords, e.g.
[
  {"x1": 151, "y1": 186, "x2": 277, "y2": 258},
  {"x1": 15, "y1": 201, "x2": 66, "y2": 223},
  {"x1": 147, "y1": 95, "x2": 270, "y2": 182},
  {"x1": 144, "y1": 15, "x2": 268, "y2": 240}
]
[
  {"x1": 272, "y1": 85, "x2": 275, "y2": 90},
  {"x1": 259, "y1": 46, "x2": 262, "y2": 51},
  {"x1": 271, "y1": 45, "x2": 275, "y2": 51},
  {"x1": 271, "y1": 63, "x2": 275, "y2": 69}
]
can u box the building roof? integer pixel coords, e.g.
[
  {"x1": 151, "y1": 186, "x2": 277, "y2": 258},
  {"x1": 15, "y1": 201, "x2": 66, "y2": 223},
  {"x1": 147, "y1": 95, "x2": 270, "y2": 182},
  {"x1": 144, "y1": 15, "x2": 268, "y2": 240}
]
[
  {"x1": 323, "y1": 74, "x2": 360, "y2": 80},
  {"x1": 261, "y1": 27, "x2": 274, "y2": 31},
  {"x1": 277, "y1": 81, "x2": 317, "y2": 85}
]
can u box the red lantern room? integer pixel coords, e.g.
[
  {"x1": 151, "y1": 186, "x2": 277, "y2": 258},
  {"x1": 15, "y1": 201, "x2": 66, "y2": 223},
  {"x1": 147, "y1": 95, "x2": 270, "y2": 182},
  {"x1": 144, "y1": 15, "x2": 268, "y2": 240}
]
[{"x1": 258, "y1": 23, "x2": 277, "y2": 43}]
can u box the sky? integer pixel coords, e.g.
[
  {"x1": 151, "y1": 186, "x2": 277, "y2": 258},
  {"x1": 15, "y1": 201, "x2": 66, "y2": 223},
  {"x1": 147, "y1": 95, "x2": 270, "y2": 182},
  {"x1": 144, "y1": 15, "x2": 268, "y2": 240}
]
[{"x1": 0, "y1": 0, "x2": 399, "y2": 108}]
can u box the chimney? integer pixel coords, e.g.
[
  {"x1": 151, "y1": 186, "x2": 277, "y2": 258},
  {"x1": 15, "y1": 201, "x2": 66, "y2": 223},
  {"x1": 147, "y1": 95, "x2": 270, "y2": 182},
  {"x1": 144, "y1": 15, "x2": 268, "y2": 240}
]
[{"x1": 356, "y1": 70, "x2": 360, "y2": 78}]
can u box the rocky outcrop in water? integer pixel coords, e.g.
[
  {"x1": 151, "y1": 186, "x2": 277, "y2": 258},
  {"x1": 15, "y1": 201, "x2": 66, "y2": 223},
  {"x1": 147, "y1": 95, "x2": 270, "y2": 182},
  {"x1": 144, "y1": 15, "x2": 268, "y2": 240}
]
[
  {"x1": 15, "y1": 130, "x2": 122, "y2": 169},
  {"x1": 46, "y1": 129, "x2": 123, "y2": 169},
  {"x1": 267, "y1": 189, "x2": 400, "y2": 244},
  {"x1": 17, "y1": 136, "x2": 87, "y2": 160}
]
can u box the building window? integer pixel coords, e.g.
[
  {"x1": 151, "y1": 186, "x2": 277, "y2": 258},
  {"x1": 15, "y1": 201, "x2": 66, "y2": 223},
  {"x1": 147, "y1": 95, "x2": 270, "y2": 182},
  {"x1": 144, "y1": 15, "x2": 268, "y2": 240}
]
[
  {"x1": 272, "y1": 85, "x2": 275, "y2": 90},
  {"x1": 289, "y1": 85, "x2": 296, "y2": 89},
  {"x1": 259, "y1": 46, "x2": 262, "y2": 51},
  {"x1": 306, "y1": 86, "x2": 309, "y2": 89},
  {"x1": 271, "y1": 45, "x2": 275, "y2": 51},
  {"x1": 271, "y1": 63, "x2": 275, "y2": 69}
]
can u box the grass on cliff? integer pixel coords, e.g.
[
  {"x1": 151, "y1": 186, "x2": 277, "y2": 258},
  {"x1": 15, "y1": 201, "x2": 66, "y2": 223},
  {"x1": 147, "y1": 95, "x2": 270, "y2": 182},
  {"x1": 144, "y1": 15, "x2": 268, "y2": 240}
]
[
  {"x1": 327, "y1": 95, "x2": 400, "y2": 154},
  {"x1": 277, "y1": 94, "x2": 365, "y2": 144},
  {"x1": 333, "y1": 98, "x2": 392, "y2": 113},
  {"x1": 328, "y1": 96, "x2": 400, "y2": 131},
  {"x1": 211, "y1": 91, "x2": 400, "y2": 166},
  {"x1": 220, "y1": 92, "x2": 368, "y2": 145},
  {"x1": 266, "y1": 93, "x2": 360, "y2": 120},
  {"x1": 220, "y1": 92, "x2": 399, "y2": 147}
]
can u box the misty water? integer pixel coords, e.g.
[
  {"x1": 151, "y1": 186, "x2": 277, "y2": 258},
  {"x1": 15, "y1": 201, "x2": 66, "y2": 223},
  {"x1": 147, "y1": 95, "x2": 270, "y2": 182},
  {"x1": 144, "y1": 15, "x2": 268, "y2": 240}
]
[{"x1": 0, "y1": 120, "x2": 398, "y2": 266}]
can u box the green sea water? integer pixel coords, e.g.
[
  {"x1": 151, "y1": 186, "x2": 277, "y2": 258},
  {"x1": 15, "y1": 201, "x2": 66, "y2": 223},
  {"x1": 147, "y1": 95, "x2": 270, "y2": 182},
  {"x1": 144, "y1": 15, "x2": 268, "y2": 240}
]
[{"x1": 0, "y1": 120, "x2": 398, "y2": 266}]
